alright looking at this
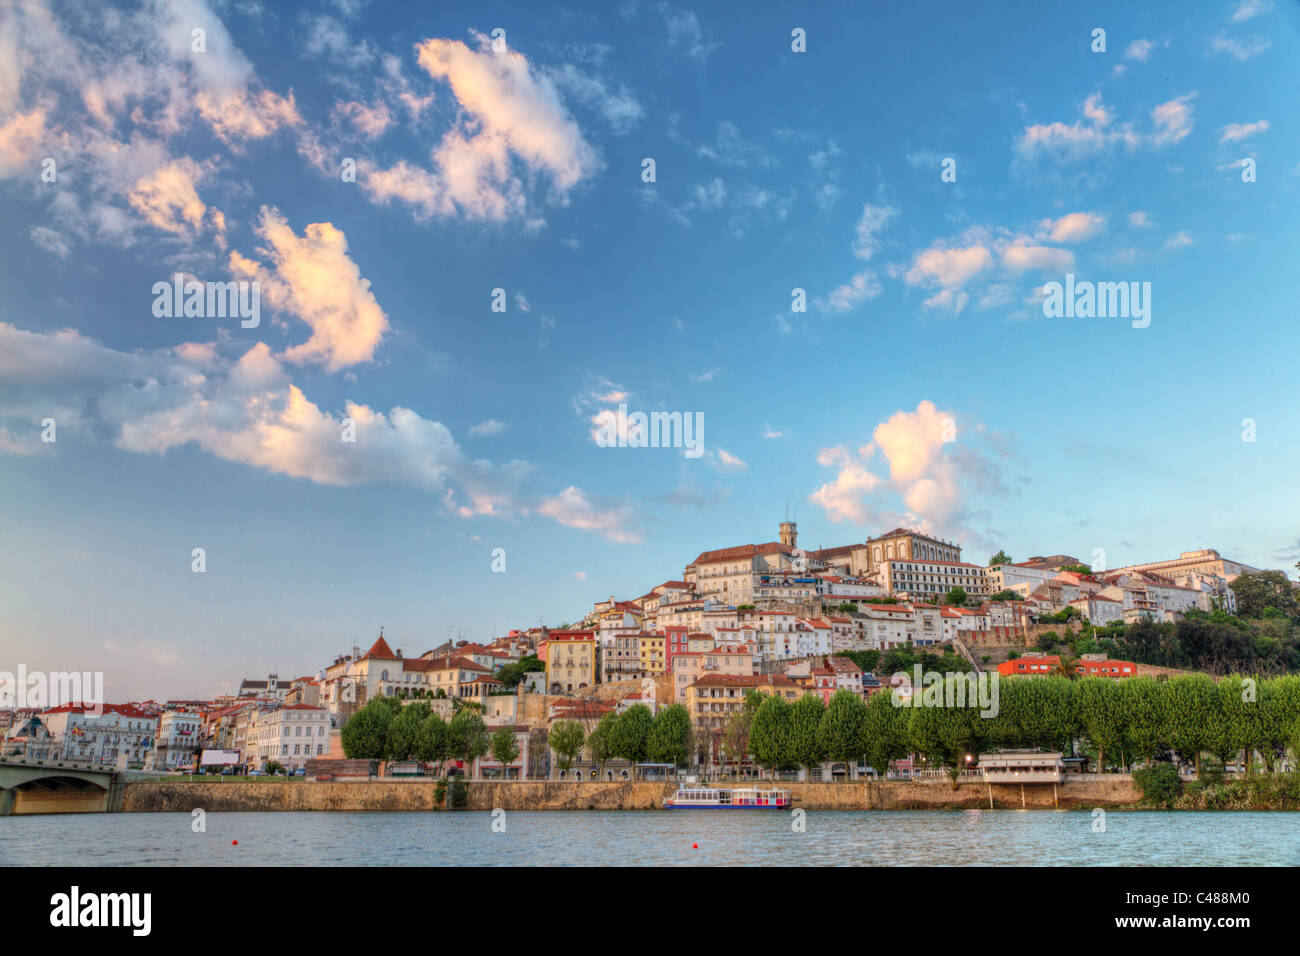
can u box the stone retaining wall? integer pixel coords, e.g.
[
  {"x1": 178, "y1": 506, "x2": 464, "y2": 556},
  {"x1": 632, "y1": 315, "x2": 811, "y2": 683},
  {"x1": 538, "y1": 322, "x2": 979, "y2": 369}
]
[{"x1": 121, "y1": 776, "x2": 1140, "y2": 813}]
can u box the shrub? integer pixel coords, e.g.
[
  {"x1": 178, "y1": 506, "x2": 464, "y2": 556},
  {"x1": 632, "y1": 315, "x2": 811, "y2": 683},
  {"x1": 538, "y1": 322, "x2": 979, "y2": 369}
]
[{"x1": 1132, "y1": 762, "x2": 1182, "y2": 808}]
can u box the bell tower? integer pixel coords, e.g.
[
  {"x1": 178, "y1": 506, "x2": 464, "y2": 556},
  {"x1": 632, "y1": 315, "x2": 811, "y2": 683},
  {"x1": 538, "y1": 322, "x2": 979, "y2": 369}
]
[{"x1": 779, "y1": 520, "x2": 797, "y2": 548}]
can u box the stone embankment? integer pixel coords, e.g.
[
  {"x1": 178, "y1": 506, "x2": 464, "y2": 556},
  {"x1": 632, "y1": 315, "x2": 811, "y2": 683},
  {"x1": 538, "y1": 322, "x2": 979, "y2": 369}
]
[{"x1": 121, "y1": 776, "x2": 1140, "y2": 813}]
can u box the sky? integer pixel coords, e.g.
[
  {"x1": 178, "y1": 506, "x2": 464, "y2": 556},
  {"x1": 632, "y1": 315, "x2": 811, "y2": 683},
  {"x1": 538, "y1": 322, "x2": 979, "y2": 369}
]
[{"x1": 1, "y1": 0, "x2": 1298, "y2": 701}]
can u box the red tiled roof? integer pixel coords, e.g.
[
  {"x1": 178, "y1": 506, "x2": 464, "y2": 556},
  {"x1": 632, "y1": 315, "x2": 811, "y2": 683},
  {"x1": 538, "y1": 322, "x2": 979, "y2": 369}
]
[
  {"x1": 362, "y1": 635, "x2": 399, "y2": 660},
  {"x1": 688, "y1": 542, "x2": 794, "y2": 566}
]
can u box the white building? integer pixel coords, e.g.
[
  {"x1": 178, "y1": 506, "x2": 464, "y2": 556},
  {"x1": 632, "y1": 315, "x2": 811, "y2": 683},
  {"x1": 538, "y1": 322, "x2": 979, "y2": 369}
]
[
  {"x1": 149, "y1": 709, "x2": 203, "y2": 771},
  {"x1": 43, "y1": 703, "x2": 158, "y2": 769},
  {"x1": 246, "y1": 704, "x2": 329, "y2": 770}
]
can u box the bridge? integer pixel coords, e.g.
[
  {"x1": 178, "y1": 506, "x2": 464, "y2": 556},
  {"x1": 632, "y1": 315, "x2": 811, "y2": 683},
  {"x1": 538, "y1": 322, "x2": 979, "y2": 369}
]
[{"x1": 0, "y1": 757, "x2": 126, "y2": 815}]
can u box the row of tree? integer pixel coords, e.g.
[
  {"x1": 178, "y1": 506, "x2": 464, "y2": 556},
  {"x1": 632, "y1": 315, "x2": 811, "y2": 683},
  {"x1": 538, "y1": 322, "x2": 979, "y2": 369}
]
[
  {"x1": 548, "y1": 703, "x2": 692, "y2": 771},
  {"x1": 340, "y1": 699, "x2": 521, "y2": 773},
  {"x1": 714, "y1": 675, "x2": 1300, "y2": 777}
]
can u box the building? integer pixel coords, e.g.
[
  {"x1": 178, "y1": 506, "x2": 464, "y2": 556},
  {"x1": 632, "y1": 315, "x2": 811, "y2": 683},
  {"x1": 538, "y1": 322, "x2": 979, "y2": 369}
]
[
  {"x1": 245, "y1": 704, "x2": 329, "y2": 770},
  {"x1": 877, "y1": 558, "x2": 987, "y2": 601},
  {"x1": 996, "y1": 653, "x2": 1062, "y2": 678},
  {"x1": 672, "y1": 644, "x2": 756, "y2": 703},
  {"x1": 1074, "y1": 656, "x2": 1138, "y2": 679},
  {"x1": 865, "y1": 528, "x2": 962, "y2": 573},
  {"x1": 150, "y1": 709, "x2": 203, "y2": 771},
  {"x1": 43, "y1": 703, "x2": 158, "y2": 769},
  {"x1": 687, "y1": 673, "x2": 803, "y2": 733},
  {"x1": 545, "y1": 630, "x2": 597, "y2": 694},
  {"x1": 978, "y1": 749, "x2": 1064, "y2": 783},
  {"x1": 237, "y1": 673, "x2": 287, "y2": 700}
]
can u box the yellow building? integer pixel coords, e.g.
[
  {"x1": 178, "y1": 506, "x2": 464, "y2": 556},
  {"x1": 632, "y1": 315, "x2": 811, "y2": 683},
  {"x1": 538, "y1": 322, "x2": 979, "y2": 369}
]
[
  {"x1": 638, "y1": 632, "x2": 666, "y2": 674},
  {"x1": 545, "y1": 630, "x2": 597, "y2": 694}
]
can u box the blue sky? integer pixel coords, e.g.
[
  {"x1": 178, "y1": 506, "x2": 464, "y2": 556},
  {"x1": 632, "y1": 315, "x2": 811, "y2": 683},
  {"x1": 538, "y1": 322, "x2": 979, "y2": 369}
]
[{"x1": 2, "y1": 0, "x2": 1298, "y2": 700}]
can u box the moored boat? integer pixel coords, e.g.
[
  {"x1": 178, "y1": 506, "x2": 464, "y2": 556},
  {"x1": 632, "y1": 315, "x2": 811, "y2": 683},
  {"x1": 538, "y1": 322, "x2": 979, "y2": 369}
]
[{"x1": 663, "y1": 785, "x2": 791, "y2": 808}]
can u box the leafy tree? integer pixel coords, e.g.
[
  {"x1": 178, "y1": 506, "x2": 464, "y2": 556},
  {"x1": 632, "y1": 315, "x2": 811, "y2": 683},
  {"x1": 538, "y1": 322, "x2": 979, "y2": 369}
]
[
  {"x1": 264, "y1": 759, "x2": 284, "y2": 775},
  {"x1": 610, "y1": 704, "x2": 654, "y2": 763},
  {"x1": 386, "y1": 702, "x2": 429, "y2": 760},
  {"x1": 495, "y1": 655, "x2": 545, "y2": 690},
  {"x1": 987, "y1": 589, "x2": 1022, "y2": 602},
  {"x1": 1230, "y1": 570, "x2": 1299, "y2": 618},
  {"x1": 988, "y1": 550, "x2": 1012, "y2": 566},
  {"x1": 1076, "y1": 678, "x2": 1125, "y2": 771},
  {"x1": 548, "y1": 720, "x2": 585, "y2": 772},
  {"x1": 490, "y1": 726, "x2": 520, "y2": 774},
  {"x1": 585, "y1": 712, "x2": 617, "y2": 772},
  {"x1": 817, "y1": 690, "x2": 868, "y2": 769},
  {"x1": 1060, "y1": 564, "x2": 1092, "y2": 575},
  {"x1": 788, "y1": 693, "x2": 827, "y2": 775},
  {"x1": 646, "y1": 704, "x2": 693, "y2": 767},
  {"x1": 1119, "y1": 677, "x2": 1170, "y2": 768},
  {"x1": 1166, "y1": 675, "x2": 1219, "y2": 776},
  {"x1": 944, "y1": 586, "x2": 968, "y2": 606},
  {"x1": 447, "y1": 709, "x2": 489, "y2": 776},
  {"x1": 720, "y1": 692, "x2": 761, "y2": 776},
  {"x1": 749, "y1": 694, "x2": 793, "y2": 775},
  {"x1": 862, "y1": 692, "x2": 910, "y2": 776},
  {"x1": 340, "y1": 699, "x2": 393, "y2": 759},
  {"x1": 416, "y1": 714, "x2": 448, "y2": 765}
]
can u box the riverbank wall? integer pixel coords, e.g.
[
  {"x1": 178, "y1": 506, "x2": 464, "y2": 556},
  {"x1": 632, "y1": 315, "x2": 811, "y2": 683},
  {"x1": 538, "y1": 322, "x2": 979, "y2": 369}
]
[{"x1": 120, "y1": 776, "x2": 1141, "y2": 813}]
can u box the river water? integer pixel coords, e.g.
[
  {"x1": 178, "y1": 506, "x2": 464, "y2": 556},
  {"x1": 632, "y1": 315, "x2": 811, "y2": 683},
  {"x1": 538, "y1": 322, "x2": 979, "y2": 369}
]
[{"x1": 3, "y1": 810, "x2": 1297, "y2": 866}]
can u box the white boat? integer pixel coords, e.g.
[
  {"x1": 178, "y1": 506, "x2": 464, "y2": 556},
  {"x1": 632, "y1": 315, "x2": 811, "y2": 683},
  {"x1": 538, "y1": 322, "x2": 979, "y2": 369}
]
[{"x1": 663, "y1": 786, "x2": 791, "y2": 809}]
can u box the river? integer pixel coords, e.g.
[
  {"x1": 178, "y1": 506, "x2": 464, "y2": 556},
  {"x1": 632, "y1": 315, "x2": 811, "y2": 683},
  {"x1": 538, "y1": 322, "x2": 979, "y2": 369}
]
[{"x1": 2, "y1": 810, "x2": 1297, "y2": 865}]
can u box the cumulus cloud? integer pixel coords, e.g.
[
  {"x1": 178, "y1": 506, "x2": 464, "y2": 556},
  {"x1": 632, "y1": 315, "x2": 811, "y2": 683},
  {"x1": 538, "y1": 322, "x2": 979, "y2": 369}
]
[
  {"x1": 1211, "y1": 32, "x2": 1271, "y2": 60},
  {"x1": 1125, "y1": 38, "x2": 1155, "y2": 61},
  {"x1": 229, "y1": 207, "x2": 389, "y2": 371},
  {"x1": 361, "y1": 31, "x2": 600, "y2": 224},
  {"x1": 0, "y1": 322, "x2": 635, "y2": 540},
  {"x1": 809, "y1": 400, "x2": 1000, "y2": 541}
]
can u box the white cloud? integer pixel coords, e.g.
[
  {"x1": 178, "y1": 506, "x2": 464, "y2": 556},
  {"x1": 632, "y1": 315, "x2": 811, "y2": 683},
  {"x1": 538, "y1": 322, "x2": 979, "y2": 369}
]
[
  {"x1": 1211, "y1": 32, "x2": 1271, "y2": 60},
  {"x1": 1128, "y1": 210, "x2": 1153, "y2": 228},
  {"x1": 537, "y1": 486, "x2": 640, "y2": 542},
  {"x1": 1231, "y1": 0, "x2": 1273, "y2": 22},
  {"x1": 1125, "y1": 38, "x2": 1155, "y2": 61},
  {"x1": 361, "y1": 31, "x2": 600, "y2": 224},
  {"x1": 229, "y1": 207, "x2": 389, "y2": 371},
  {"x1": 1150, "y1": 94, "x2": 1196, "y2": 146},
  {"x1": 1037, "y1": 211, "x2": 1105, "y2": 242},
  {"x1": 1219, "y1": 119, "x2": 1269, "y2": 143},
  {"x1": 1164, "y1": 230, "x2": 1194, "y2": 250},
  {"x1": 469, "y1": 419, "x2": 508, "y2": 438}
]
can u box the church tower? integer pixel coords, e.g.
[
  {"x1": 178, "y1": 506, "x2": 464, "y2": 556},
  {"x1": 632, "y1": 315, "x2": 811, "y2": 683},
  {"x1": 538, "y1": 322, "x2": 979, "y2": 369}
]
[{"x1": 779, "y1": 520, "x2": 798, "y2": 548}]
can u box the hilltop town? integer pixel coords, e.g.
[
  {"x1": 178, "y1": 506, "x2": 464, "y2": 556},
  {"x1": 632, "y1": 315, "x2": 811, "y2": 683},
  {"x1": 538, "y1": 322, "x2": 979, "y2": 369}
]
[{"x1": 5, "y1": 519, "x2": 1282, "y2": 784}]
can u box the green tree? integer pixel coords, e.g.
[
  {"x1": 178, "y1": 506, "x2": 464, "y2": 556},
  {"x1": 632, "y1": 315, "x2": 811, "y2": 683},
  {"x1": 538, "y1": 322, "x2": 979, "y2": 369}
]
[
  {"x1": 585, "y1": 712, "x2": 617, "y2": 773},
  {"x1": 1076, "y1": 678, "x2": 1125, "y2": 772},
  {"x1": 817, "y1": 690, "x2": 868, "y2": 771},
  {"x1": 749, "y1": 694, "x2": 792, "y2": 776},
  {"x1": 1259, "y1": 676, "x2": 1300, "y2": 771},
  {"x1": 646, "y1": 704, "x2": 693, "y2": 767},
  {"x1": 416, "y1": 714, "x2": 448, "y2": 765},
  {"x1": 446, "y1": 709, "x2": 489, "y2": 776},
  {"x1": 720, "y1": 692, "x2": 761, "y2": 777},
  {"x1": 340, "y1": 699, "x2": 393, "y2": 759},
  {"x1": 1166, "y1": 675, "x2": 1219, "y2": 776},
  {"x1": 548, "y1": 719, "x2": 585, "y2": 772},
  {"x1": 944, "y1": 586, "x2": 968, "y2": 607},
  {"x1": 1229, "y1": 570, "x2": 1299, "y2": 618},
  {"x1": 610, "y1": 704, "x2": 654, "y2": 764},
  {"x1": 1119, "y1": 677, "x2": 1170, "y2": 768},
  {"x1": 862, "y1": 692, "x2": 910, "y2": 776},
  {"x1": 386, "y1": 702, "x2": 429, "y2": 760},
  {"x1": 490, "y1": 726, "x2": 520, "y2": 775},
  {"x1": 788, "y1": 693, "x2": 827, "y2": 776},
  {"x1": 988, "y1": 550, "x2": 1012, "y2": 566}
]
